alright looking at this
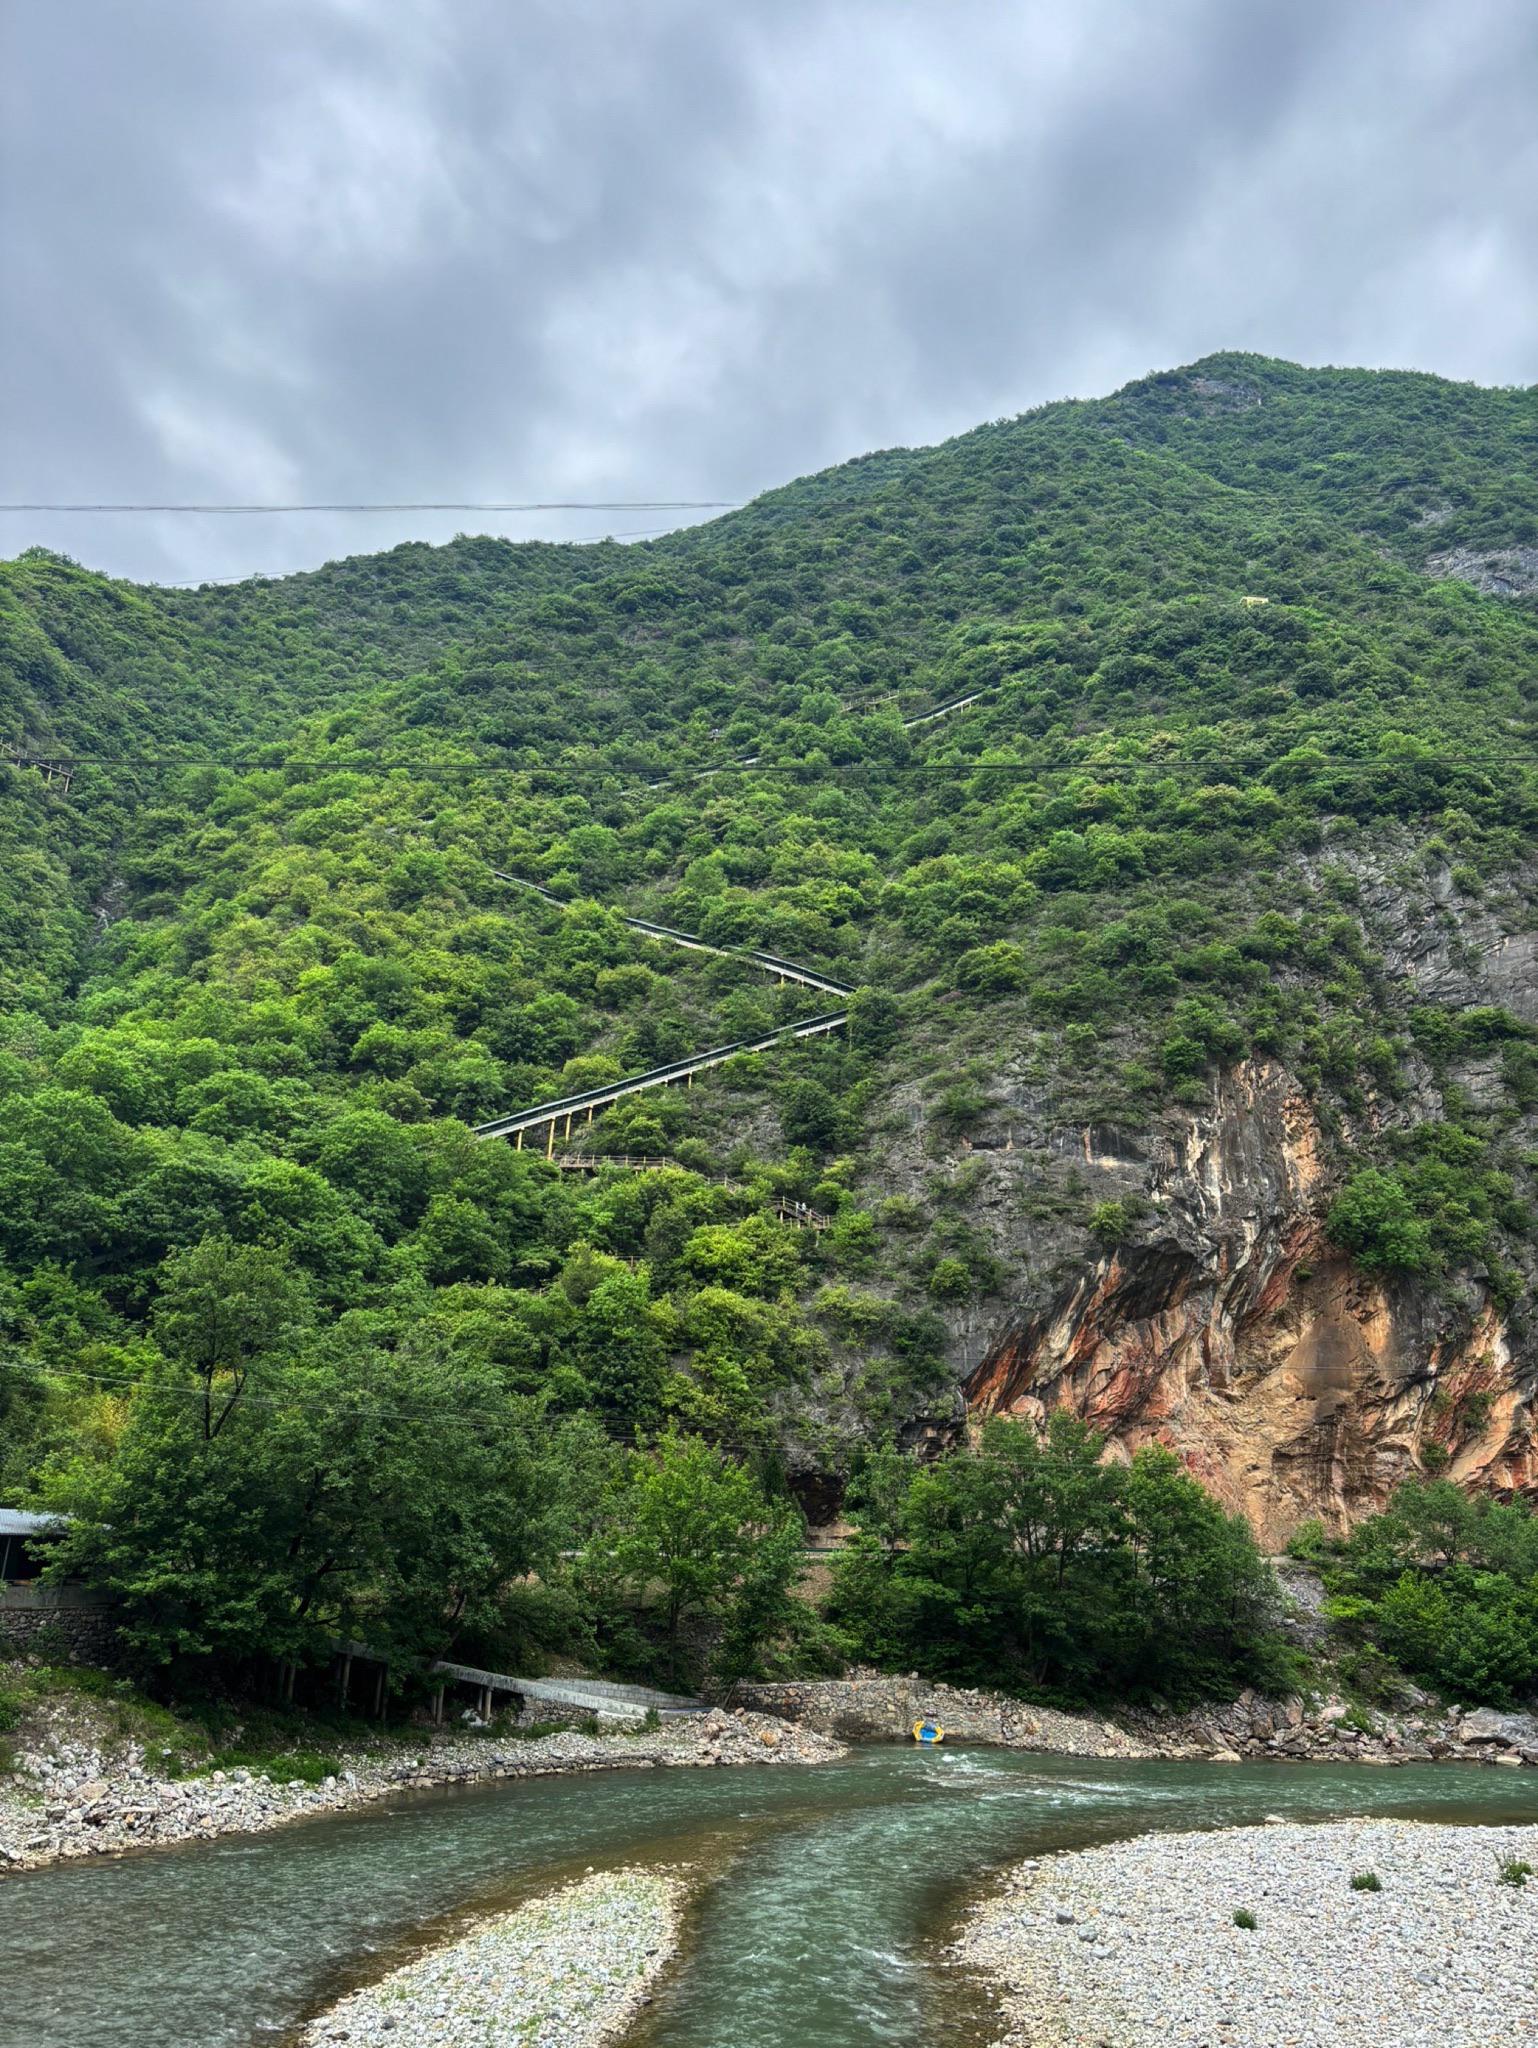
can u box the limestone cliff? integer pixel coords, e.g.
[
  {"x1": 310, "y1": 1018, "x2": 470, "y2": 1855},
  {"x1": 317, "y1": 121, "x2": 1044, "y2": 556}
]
[
  {"x1": 961, "y1": 1059, "x2": 1534, "y2": 1547},
  {"x1": 865, "y1": 845, "x2": 1538, "y2": 1546}
]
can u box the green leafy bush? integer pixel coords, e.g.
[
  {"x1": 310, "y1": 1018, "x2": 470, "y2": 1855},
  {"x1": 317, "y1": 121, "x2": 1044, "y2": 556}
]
[
  {"x1": 828, "y1": 1413, "x2": 1286, "y2": 1705},
  {"x1": 1326, "y1": 1171, "x2": 1435, "y2": 1275},
  {"x1": 1324, "y1": 1481, "x2": 1538, "y2": 1706}
]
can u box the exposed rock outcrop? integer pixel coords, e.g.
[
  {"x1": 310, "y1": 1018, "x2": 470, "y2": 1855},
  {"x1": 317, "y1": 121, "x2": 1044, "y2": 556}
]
[
  {"x1": 1425, "y1": 545, "x2": 1538, "y2": 599},
  {"x1": 840, "y1": 835, "x2": 1538, "y2": 1545},
  {"x1": 960, "y1": 1058, "x2": 1535, "y2": 1545}
]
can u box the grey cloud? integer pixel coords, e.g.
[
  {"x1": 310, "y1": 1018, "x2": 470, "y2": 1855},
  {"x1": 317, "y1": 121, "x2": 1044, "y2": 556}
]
[{"x1": 3, "y1": 0, "x2": 1535, "y2": 585}]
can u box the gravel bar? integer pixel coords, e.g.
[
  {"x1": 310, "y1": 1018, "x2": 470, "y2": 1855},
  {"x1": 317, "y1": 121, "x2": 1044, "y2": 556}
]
[
  {"x1": 298, "y1": 1866, "x2": 682, "y2": 2047},
  {"x1": 0, "y1": 1707, "x2": 841, "y2": 1872},
  {"x1": 957, "y1": 1818, "x2": 1538, "y2": 2047}
]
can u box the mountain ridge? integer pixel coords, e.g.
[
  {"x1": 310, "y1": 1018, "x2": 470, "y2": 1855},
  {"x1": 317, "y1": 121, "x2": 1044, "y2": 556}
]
[{"x1": 3, "y1": 352, "x2": 1537, "y2": 1540}]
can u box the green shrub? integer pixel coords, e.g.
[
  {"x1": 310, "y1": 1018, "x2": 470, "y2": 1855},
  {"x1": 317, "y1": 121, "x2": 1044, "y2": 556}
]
[
  {"x1": 1286, "y1": 1518, "x2": 1329, "y2": 1563},
  {"x1": 955, "y1": 942, "x2": 1027, "y2": 995},
  {"x1": 211, "y1": 1748, "x2": 336, "y2": 1786},
  {"x1": 1087, "y1": 1199, "x2": 1131, "y2": 1245},
  {"x1": 1326, "y1": 1170, "x2": 1435, "y2": 1275},
  {"x1": 1233, "y1": 1908, "x2": 1258, "y2": 1930},
  {"x1": 1331, "y1": 1480, "x2": 1538, "y2": 1706},
  {"x1": 1350, "y1": 1871, "x2": 1382, "y2": 1893},
  {"x1": 827, "y1": 1414, "x2": 1285, "y2": 1706},
  {"x1": 926, "y1": 1256, "x2": 973, "y2": 1301}
]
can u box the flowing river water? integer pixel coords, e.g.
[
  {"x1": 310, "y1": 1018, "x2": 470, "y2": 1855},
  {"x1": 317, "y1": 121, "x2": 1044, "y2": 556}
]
[{"x1": 6, "y1": 1748, "x2": 1538, "y2": 2048}]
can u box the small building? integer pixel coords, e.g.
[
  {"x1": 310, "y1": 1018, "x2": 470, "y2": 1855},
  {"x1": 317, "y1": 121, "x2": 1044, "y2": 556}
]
[{"x1": 0, "y1": 1509, "x2": 60, "y2": 1585}]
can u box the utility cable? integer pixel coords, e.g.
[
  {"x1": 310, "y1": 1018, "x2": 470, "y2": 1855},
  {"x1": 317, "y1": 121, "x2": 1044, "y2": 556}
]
[
  {"x1": 0, "y1": 1357, "x2": 651, "y2": 1443},
  {"x1": 147, "y1": 526, "x2": 688, "y2": 586},
  {"x1": 3, "y1": 499, "x2": 741, "y2": 514}
]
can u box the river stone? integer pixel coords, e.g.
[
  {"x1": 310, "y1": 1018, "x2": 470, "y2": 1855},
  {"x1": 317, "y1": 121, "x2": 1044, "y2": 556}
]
[
  {"x1": 1460, "y1": 1709, "x2": 1538, "y2": 1748},
  {"x1": 298, "y1": 1868, "x2": 682, "y2": 2048},
  {"x1": 959, "y1": 1818, "x2": 1538, "y2": 2048}
]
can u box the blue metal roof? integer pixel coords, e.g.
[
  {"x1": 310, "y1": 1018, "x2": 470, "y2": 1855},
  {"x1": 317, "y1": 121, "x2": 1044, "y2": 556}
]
[{"x1": 0, "y1": 1509, "x2": 60, "y2": 1538}]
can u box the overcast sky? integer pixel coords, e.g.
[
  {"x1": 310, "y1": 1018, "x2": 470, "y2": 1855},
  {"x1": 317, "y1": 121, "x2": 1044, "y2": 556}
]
[{"x1": 4, "y1": 0, "x2": 1535, "y2": 586}]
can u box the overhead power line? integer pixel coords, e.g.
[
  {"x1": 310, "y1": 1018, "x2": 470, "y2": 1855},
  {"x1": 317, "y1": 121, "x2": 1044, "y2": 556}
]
[
  {"x1": 147, "y1": 525, "x2": 691, "y2": 586},
  {"x1": 10, "y1": 750, "x2": 1533, "y2": 776},
  {"x1": 0, "y1": 1358, "x2": 645, "y2": 1442},
  {"x1": 2, "y1": 499, "x2": 741, "y2": 515}
]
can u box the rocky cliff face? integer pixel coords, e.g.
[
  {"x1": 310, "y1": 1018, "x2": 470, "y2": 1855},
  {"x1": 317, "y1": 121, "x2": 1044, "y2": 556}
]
[
  {"x1": 875, "y1": 847, "x2": 1538, "y2": 1546},
  {"x1": 961, "y1": 1058, "x2": 1534, "y2": 1547},
  {"x1": 1425, "y1": 545, "x2": 1538, "y2": 600}
]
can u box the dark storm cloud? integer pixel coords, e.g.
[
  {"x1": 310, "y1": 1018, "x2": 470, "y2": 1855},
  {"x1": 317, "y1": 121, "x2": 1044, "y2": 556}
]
[{"x1": 4, "y1": 0, "x2": 1535, "y2": 584}]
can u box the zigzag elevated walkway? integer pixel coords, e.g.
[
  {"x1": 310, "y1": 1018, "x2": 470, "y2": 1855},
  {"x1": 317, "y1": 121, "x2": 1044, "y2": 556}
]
[
  {"x1": 473, "y1": 1010, "x2": 846, "y2": 1149},
  {"x1": 490, "y1": 870, "x2": 853, "y2": 997}
]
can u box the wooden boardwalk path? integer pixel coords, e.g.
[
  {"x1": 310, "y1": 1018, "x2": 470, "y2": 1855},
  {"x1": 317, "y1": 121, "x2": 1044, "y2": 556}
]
[
  {"x1": 899, "y1": 688, "x2": 989, "y2": 729},
  {"x1": 647, "y1": 680, "x2": 996, "y2": 788},
  {"x1": 482, "y1": 863, "x2": 856, "y2": 1149},
  {"x1": 5, "y1": 750, "x2": 74, "y2": 793}
]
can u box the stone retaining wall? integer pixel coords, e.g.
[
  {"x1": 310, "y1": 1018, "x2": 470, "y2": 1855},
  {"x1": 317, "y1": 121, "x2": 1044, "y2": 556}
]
[
  {"x1": 0, "y1": 1587, "x2": 121, "y2": 1664},
  {"x1": 735, "y1": 1675, "x2": 1011, "y2": 1742}
]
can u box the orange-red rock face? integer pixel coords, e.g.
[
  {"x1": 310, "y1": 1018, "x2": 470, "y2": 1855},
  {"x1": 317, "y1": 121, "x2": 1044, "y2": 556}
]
[{"x1": 962, "y1": 1061, "x2": 1537, "y2": 1547}]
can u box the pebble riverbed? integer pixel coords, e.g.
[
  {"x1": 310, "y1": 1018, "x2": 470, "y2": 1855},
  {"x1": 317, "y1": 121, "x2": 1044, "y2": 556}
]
[
  {"x1": 298, "y1": 1867, "x2": 682, "y2": 2048},
  {"x1": 0, "y1": 1708, "x2": 841, "y2": 1872},
  {"x1": 957, "y1": 1817, "x2": 1538, "y2": 2048}
]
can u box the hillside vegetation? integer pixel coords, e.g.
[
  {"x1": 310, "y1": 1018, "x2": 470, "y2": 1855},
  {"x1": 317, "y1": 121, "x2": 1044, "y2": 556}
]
[{"x1": 2, "y1": 352, "x2": 1536, "y2": 1696}]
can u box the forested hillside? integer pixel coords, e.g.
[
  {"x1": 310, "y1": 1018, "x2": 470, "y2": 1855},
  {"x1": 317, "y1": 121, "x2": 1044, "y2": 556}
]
[{"x1": 3, "y1": 352, "x2": 1538, "y2": 1688}]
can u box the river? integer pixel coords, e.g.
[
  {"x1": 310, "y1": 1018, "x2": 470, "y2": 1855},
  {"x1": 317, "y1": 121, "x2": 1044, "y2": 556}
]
[{"x1": 6, "y1": 1749, "x2": 1538, "y2": 2048}]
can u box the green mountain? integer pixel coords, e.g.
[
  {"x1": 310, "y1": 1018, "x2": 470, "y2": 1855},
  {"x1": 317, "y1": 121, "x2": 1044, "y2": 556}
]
[{"x1": 4, "y1": 351, "x2": 1537, "y2": 1544}]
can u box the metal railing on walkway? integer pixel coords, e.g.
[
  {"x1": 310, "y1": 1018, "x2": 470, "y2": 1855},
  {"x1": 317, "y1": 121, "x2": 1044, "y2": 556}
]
[
  {"x1": 490, "y1": 870, "x2": 853, "y2": 996},
  {"x1": 473, "y1": 1008, "x2": 847, "y2": 1147}
]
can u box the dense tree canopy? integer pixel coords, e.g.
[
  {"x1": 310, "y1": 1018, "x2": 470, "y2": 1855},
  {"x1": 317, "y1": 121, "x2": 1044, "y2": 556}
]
[
  {"x1": 830, "y1": 1416, "x2": 1285, "y2": 1705},
  {"x1": 1308, "y1": 1481, "x2": 1538, "y2": 1709}
]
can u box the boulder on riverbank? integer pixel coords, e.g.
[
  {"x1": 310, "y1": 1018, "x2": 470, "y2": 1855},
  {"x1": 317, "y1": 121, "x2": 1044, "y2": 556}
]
[
  {"x1": 734, "y1": 1672, "x2": 1156, "y2": 1757},
  {"x1": 956, "y1": 1818, "x2": 1538, "y2": 2047},
  {"x1": 734, "y1": 1669, "x2": 1538, "y2": 1770},
  {"x1": 298, "y1": 1866, "x2": 682, "y2": 2047}
]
